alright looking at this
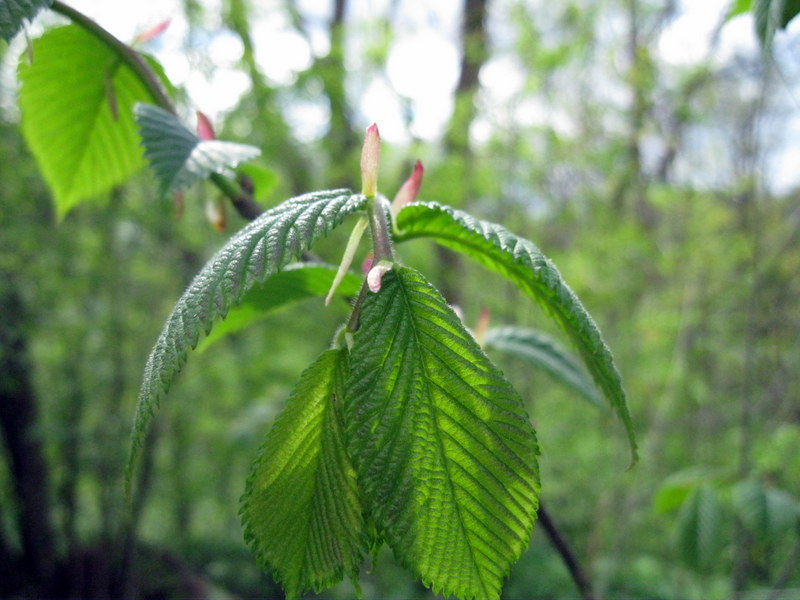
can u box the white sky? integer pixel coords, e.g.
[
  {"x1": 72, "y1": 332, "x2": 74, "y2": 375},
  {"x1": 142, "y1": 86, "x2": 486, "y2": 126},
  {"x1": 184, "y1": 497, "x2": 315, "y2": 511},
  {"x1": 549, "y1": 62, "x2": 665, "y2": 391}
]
[{"x1": 2, "y1": 0, "x2": 799, "y2": 192}]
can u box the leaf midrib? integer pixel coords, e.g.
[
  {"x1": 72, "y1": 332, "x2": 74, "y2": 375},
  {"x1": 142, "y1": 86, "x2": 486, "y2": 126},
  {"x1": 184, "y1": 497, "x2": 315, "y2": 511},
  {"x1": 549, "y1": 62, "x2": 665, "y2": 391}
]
[{"x1": 395, "y1": 271, "x2": 492, "y2": 599}]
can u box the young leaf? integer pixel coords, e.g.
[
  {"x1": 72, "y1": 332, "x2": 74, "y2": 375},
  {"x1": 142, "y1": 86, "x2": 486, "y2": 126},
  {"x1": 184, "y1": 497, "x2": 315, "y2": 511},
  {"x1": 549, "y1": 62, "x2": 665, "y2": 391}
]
[
  {"x1": 134, "y1": 103, "x2": 260, "y2": 195},
  {"x1": 395, "y1": 202, "x2": 637, "y2": 465},
  {"x1": 241, "y1": 349, "x2": 366, "y2": 599},
  {"x1": 196, "y1": 263, "x2": 363, "y2": 354},
  {"x1": 17, "y1": 25, "x2": 157, "y2": 216},
  {"x1": 483, "y1": 326, "x2": 603, "y2": 408},
  {"x1": 675, "y1": 484, "x2": 724, "y2": 572},
  {"x1": 127, "y1": 190, "x2": 367, "y2": 490},
  {"x1": 345, "y1": 266, "x2": 540, "y2": 600},
  {"x1": 0, "y1": 0, "x2": 52, "y2": 42}
]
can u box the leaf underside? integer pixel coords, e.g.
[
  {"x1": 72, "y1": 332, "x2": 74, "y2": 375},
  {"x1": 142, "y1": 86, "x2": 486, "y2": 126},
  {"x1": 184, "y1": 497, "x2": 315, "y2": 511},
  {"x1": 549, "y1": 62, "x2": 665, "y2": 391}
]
[
  {"x1": 134, "y1": 103, "x2": 260, "y2": 195},
  {"x1": 345, "y1": 265, "x2": 540, "y2": 600},
  {"x1": 241, "y1": 349, "x2": 365, "y2": 599},
  {"x1": 395, "y1": 202, "x2": 637, "y2": 465},
  {"x1": 483, "y1": 326, "x2": 603, "y2": 408},
  {"x1": 0, "y1": 0, "x2": 52, "y2": 42},
  {"x1": 126, "y1": 190, "x2": 367, "y2": 489},
  {"x1": 196, "y1": 263, "x2": 362, "y2": 353},
  {"x1": 18, "y1": 25, "x2": 156, "y2": 216}
]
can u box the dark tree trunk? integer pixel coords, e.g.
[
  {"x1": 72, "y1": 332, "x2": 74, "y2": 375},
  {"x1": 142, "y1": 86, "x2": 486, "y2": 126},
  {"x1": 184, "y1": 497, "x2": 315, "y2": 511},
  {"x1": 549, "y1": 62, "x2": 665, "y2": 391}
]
[{"x1": 0, "y1": 276, "x2": 56, "y2": 594}]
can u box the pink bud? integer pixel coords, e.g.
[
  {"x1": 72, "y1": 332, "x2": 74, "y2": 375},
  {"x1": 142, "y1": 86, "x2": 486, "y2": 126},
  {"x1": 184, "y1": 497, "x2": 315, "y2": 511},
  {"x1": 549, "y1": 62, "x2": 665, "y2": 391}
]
[
  {"x1": 367, "y1": 261, "x2": 392, "y2": 293},
  {"x1": 391, "y1": 160, "x2": 423, "y2": 216},
  {"x1": 360, "y1": 123, "x2": 381, "y2": 197},
  {"x1": 196, "y1": 111, "x2": 216, "y2": 141},
  {"x1": 134, "y1": 20, "x2": 171, "y2": 45},
  {"x1": 361, "y1": 252, "x2": 374, "y2": 275},
  {"x1": 473, "y1": 306, "x2": 490, "y2": 346}
]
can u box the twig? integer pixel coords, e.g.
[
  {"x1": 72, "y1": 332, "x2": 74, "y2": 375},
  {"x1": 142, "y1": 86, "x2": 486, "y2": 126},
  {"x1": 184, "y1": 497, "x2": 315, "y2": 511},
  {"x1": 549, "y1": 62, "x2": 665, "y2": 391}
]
[{"x1": 537, "y1": 502, "x2": 598, "y2": 600}]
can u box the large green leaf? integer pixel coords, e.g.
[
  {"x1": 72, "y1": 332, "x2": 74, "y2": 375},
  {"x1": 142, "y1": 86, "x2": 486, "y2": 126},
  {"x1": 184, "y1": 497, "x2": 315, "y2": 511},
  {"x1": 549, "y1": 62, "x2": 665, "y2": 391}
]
[
  {"x1": 126, "y1": 190, "x2": 367, "y2": 488},
  {"x1": 134, "y1": 103, "x2": 261, "y2": 195},
  {"x1": 675, "y1": 485, "x2": 724, "y2": 572},
  {"x1": 241, "y1": 349, "x2": 366, "y2": 599},
  {"x1": 196, "y1": 263, "x2": 362, "y2": 353},
  {"x1": 0, "y1": 0, "x2": 51, "y2": 42},
  {"x1": 396, "y1": 202, "x2": 637, "y2": 464},
  {"x1": 345, "y1": 265, "x2": 540, "y2": 600},
  {"x1": 18, "y1": 25, "x2": 157, "y2": 216},
  {"x1": 483, "y1": 325, "x2": 603, "y2": 408}
]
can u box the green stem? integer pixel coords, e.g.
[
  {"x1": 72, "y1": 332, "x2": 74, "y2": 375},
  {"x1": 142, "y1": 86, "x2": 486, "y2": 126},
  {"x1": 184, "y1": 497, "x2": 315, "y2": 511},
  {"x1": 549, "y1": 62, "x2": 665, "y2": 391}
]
[
  {"x1": 50, "y1": 1, "x2": 261, "y2": 218},
  {"x1": 346, "y1": 196, "x2": 395, "y2": 332}
]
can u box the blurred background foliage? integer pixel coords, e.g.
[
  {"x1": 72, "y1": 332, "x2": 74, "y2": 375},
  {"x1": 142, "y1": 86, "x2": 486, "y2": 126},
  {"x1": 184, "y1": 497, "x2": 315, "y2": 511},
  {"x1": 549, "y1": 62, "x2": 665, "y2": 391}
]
[{"x1": 1, "y1": 0, "x2": 799, "y2": 598}]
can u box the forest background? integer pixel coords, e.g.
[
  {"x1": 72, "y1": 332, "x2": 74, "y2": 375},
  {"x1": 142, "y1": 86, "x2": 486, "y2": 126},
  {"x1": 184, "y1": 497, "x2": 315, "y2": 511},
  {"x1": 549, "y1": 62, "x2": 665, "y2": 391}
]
[{"x1": 1, "y1": 0, "x2": 799, "y2": 598}]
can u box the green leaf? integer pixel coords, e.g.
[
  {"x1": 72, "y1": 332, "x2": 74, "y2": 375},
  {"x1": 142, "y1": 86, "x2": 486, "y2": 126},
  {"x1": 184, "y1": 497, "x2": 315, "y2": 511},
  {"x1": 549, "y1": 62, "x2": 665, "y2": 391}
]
[
  {"x1": 196, "y1": 263, "x2": 362, "y2": 354},
  {"x1": 345, "y1": 265, "x2": 540, "y2": 600},
  {"x1": 728, "y1": 0, "x2": 753, "y2": 21},
  {"x1": 675, "y1": 484, "x2": 724, "y2": 572},
  {"x1": 396, "y1": 202, "x2": 637, "y2": 465},
  {"x1": 241, "y1": 349, "x2": 366, "y2": 599},
  {"x1": 755, "y1": 0, "x2": 800, "y2": 46},
  {"x1": 732, "y1": 479, "x2": 800, "y2": 540},
  {"x1": 653, "y1": 467, "x2": 718, "y2": 514},
  {"x1": 17, "y1": 25, "x2": 156, "y2": 216},
  {"x1": 0, "y1": 0, "x2": 52, "y2": 42},
  {"x1": 134, "y1": 103, "x2": 261, "y2": 195},
  {"x1": 483, "y1": 325, "x2": 603, "y2": 408},
  {"x1": 126, "y1": 190, "x2": 367, "y2": 490}
]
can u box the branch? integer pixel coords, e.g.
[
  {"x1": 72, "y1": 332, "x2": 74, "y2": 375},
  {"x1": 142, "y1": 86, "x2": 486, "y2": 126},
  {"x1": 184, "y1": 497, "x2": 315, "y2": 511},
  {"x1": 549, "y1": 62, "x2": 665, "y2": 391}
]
[
  {"x1": 50, "y1": 1, "x2": 263, "y2": 220},
  {"x1": 537, "y1": 503, "x2": 597, "y2": 600}
]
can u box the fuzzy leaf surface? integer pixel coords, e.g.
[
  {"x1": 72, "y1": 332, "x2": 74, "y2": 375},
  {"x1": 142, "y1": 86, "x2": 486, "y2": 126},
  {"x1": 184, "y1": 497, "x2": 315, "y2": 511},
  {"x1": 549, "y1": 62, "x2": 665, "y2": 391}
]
[
  {"x1": 127, "y1": 190, "x2": 367, "y2": 487},
  {"x1": 134, "y1": 103, "x2": 260, "y2": 195},
  {"x1": 396, "y1": 202, "x2": 637, "y2": 464},
  {"x1": 241, "y1": 349, "x2": 365, "y2": 599},
  {"x1": 345, "y1": 266, "x2": 540, "y2": 600},
  {"x1": 0, "y1": 0, "x2": 51, "y2": 42},
  {"x1": 196, "y1": 263, "x2": 362, "y2": 353},
  {"x1": 18, "y1": 25, "x2": 156, "y2": 216},
  {"x1": 483, "y1": 326, "x2": 602, "y2": 408}
]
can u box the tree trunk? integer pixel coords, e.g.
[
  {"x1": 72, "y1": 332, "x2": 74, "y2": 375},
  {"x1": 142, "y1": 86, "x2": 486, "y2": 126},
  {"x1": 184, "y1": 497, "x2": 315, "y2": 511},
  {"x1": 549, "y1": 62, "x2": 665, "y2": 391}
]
[{"x1": 0, "y1": 276, "x2": 56, "y2": 593}]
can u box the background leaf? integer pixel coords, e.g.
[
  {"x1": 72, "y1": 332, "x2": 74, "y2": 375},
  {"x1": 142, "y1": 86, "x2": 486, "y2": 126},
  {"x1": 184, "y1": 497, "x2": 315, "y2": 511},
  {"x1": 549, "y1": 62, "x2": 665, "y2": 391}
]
[
  {"x1": 196, "y1": 263, "x2": 362, "y2": 354},
  {"x1": 0, "y1": 0, "x2": 52, "y2": 42},
  {"x1": 17, "y1": 25, "x2": 157, "y2": 216},
  {"x1": 134, "y1": 103, "x2": 260, "y2": 195},
  {"x1": 732, "y1": 479, "x2": 800, "y2": 540},
  {"x1": 754, "y1": 0, "x2": 800, "y2": 46},
  {"x1": 675, "y1": 484, "x2": 725, "y2": 572},
  {"x1": 241, "y1": 349, "x2": 365, "y2": 599},
  {"x1": 345, "y1": 265, "x2": 540, "y2": 600},
  {"x1": 483, "y1": 325, "x2": 603, "y2": 408},
  {"x1": 396, "y1": 202, "x2": 637, "y2": 464},
  {"x1": 126, "y1": 190, "x2": 367, "y2": 489}
]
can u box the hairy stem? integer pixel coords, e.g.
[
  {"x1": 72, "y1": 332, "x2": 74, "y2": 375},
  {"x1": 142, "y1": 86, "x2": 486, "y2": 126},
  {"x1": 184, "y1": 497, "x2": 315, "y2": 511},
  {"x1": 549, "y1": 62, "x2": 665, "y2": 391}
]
[{"x1": 368, "y1": 196, "x2": 394, "y2": 263}]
